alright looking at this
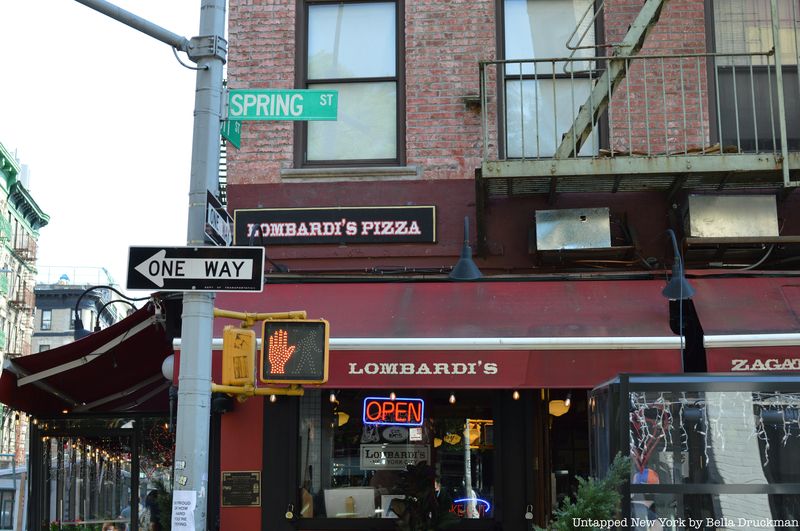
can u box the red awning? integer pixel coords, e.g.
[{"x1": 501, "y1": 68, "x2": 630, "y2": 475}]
[
  {"x1": 692, "y1": 276, "x2": 800, "y2": 372},
  {"x1": 0, "y1": 304, "x2": 173, "y2": 416},
  {"x1": 214, "y1": 280, "x2": 683, "y2": 388}
]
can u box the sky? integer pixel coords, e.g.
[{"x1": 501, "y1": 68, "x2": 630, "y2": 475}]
[{"x1": 0, "y1": 0, "x2": 206, "y2": 291}]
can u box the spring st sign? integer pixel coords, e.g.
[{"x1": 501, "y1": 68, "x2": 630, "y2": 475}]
[{"x1": 227, "y1": 89, "x2": 338, "y2": 121}]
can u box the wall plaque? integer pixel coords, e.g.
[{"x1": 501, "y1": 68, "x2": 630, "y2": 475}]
[
  {"x1": 234, "y1": 206, "x2": 437, "y2": 245},
  {"x1": 221, "y1": 471, "x2": 261, "y2": 507}
]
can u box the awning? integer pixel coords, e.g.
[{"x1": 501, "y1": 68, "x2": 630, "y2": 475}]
[
  {"x1": 693, "y1": 276, "x2": 800, "y2": 372},
  {"x1": 214, "y1": 280, "x2": 684, "y2": 388},
  {"x1": 0, "y1": 304, "x2": 174, "y2": 416}
]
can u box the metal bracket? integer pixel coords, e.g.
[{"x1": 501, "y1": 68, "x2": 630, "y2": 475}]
[
  {"x1": 221, "y1": 87, "x2": 229, "y2": 121},
  {"x1": 187, "y1": 35, "x2": 228, "y2": 63}
]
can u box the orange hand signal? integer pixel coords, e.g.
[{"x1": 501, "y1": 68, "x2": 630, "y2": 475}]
[{"x1": 268, "y1": 329, "x2": 296, "y2": 374}]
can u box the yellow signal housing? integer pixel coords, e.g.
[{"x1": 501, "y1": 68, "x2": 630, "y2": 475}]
[{"x1": 222, "y1": 325, "x2": 256, "y2": 386}]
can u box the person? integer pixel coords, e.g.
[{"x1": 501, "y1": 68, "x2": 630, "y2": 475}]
[
  {"x1": 631, "y1": 468, "x2": 663, "y2": 531},
  {"x1": 143, "y1": 490, "x2": 161, "y2": 531},
  {"x1": 119, "y1": 497, "x2": 141, "y2": 523},
  {"x1": 102, "y1": 523, "x2": 118, "y2": 531},
  {"x1": 434, "y1": 476, "x2": 452, "y2": 513}
]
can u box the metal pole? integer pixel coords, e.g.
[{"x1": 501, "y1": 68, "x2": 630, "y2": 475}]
[
  {"x1": 175, "y1": 1, "x2": 226, "y2": 530},
  {"x1": 73, "y1": 0, "x2": 190, "y2": 51},
  {"x1": 72, "y1": 1, "x2": 227, "y2": 529},
  {"x1": 771, "y1": 0, "x2": 792, "y2": 186}
]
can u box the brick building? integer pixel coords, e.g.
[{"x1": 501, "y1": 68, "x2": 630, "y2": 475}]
[{"x1": 216, "y1": 0, "x2": 800, "y2": 529}]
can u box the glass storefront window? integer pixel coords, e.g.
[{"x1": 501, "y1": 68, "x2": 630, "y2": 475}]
[
  {"x1": 628, "y1": 391, "x2": 800, "y2": 486},
  {"x1": 298, "y1": 390, "x2": 495, "y2": 519},
  {"x1": 628, "y1": 494, "x2": 800, "y2": 531},
  {"x1": 36, "y1": 416, "x2": 173, "y2": 531}
]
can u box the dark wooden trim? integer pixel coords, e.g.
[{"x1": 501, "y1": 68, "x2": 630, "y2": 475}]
[
  {"x1": 295, "y1": 0, "x2": 405, "y2": 168},
  {"x1": 262, "y1": 398, "x2": 300, "y2": 531}
]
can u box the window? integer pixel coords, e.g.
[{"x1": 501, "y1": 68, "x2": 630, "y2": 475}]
[
  {"x1": 298, "y1": 389, "x2": 495, "y2": 519},
  {"x1": 502, "y1": 0, "x2": 598, "y2": 157},
  {"x1": 712, "y1": 0, "x2": 800, "y2": 150},
  {"x1": 41, "y1": 309, "x2": 52, "y2": 330},
  {"x1": 0, "y1": 489, "x2": 13, "y2": 529},
  {"x1": 70, "y1": 309, "x2": 77, "y2": 330},
  {"x1": 300, "y1": 1, "x2": 403, "y2": 165},
  {"x1": 39, "y1": 344, "x2": 50, "y2": 352}
]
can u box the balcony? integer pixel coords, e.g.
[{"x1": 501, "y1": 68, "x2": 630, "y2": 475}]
[
  {"x1": 12, "y1": 236, "x2": 37, "y2": 263},
  {"x1": 9, "y1": 285, "x2": 34, "y2": 312},
  {"x1": 478, "y1": 48, "x2": 800, "y2": 199}
]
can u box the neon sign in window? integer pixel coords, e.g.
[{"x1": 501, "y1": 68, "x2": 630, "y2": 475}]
[{"x1": 362, "y1": 396, "x2": 425, "y2": 426}]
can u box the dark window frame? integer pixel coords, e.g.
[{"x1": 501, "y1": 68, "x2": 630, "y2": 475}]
[
  {"x1": 495, "y1": 0, "x2": 607, "y2": 159},
  {"x1": 294, "y1": 0, "x2": 406, "y2": 168},
  {"x1": 41, "y1": 309, "x2": 52, "y2": 331},
  {"x1": 0, "y1": 488, "x2": 14, "y2": 529},
  {"x1": 707, "y1": 0, "x2": 800, "y2": 152}
]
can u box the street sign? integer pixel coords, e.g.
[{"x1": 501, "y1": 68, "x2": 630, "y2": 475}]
[
  {"x1": 227, "y1": 89, "x2": 338, "y2": 121},
  {"x1": 221, "y1": 120, "x2": 241, "y2": 149},
  {"x1": 260, "y1": 319, "x2": 329, "y2": 384},
  {"x1": 205, "y1": 191, "x2": 233, "y2": 246},
  {"x1": 127, "y1": 246, "x2": 264, "y2": 292}
]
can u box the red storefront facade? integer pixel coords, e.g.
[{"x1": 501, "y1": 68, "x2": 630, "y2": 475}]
[{"x1": 215, "y1": 0, "x2": 800, "y2": 526}]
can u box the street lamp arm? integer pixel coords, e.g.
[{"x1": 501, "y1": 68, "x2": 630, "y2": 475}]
[{"x1": 73, "y1": 0, "x2": 191, "y2": 52}]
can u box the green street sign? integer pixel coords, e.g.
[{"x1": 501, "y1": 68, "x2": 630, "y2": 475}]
[
  {"x1": 221, "y1": 120, "x2": 241, "y2": 149},
  {"x1": 227, "y1": 89, "x2": 338, "y2": 121}
]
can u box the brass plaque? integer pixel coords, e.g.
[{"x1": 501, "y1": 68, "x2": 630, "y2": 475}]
[{"x1": 222, "y1": 471, "x2": 261, "y2": 507}]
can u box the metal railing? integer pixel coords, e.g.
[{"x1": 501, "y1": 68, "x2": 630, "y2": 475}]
[{"x1": 479, "y1": 47, "x2": 797, "y2": 182}]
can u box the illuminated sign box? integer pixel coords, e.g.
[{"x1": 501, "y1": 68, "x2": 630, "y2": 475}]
[
  {"x1": 260, "y1": 319, "x2": 329, "y2": 384},
  {"x1": 362, "y1": 397, "x2": 425, "y2": 426}
]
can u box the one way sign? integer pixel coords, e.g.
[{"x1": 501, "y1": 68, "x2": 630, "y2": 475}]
[{"x1": 127, "y1": 246, "x2": 265, "y2": 292}]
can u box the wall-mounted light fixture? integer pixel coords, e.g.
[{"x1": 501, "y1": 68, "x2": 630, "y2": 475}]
[
  {"x1": 548, "y1": 399, "x2": 570, "y2": 417},
  {"x1": 662, "y1": 229, "x2": 695, "y2": 300},
  {"x1": 73, "y1": 285, "x2": 148, "y2": 340},
  {"x1": 449, "y1": 216, "x2": 482, "y2": 281}
]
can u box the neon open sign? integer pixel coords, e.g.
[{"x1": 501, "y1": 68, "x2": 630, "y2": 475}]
[{"x1": 362, "y1": 397, "x2": 425, "y2": 426}]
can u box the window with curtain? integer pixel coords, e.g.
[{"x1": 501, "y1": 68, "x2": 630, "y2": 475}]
[
  {"x1": 503, "y1": 0, "x2": 598, "y2": 158},
  {"x1": 303, "y1": 1, "x2": 400, "y2": 164}
]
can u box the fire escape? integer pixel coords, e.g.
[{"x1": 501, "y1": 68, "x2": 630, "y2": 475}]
[
  {"x1": 479, "y1": 0, "x2": 800, "y2": 197},
  {"x1": 478, "y1": 0, "x2": 800, "y2": 267}
]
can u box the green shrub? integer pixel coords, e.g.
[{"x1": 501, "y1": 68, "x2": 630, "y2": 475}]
[{"x1": 536, "y1": 453, "x2": 630, "y2": 531}]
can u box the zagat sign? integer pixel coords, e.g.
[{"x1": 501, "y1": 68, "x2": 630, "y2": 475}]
[{"x1": 362, "y1": 397, "x2": 425, "y2": 427}]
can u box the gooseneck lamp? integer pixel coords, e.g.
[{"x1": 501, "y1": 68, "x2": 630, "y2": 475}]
[
  {"x1": 662, "y1": 229, "x2": 695, "y2": 300},
  {"x1": 449, "y1": 216, "x2": 482, "y2": 281},
  {"x1": 73, "y1": 285, "x2": 148, "y2": 340}
]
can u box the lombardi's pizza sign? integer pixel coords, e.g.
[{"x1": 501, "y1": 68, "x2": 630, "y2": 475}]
[{"x1": 234, "y1": 206, "x2": 436, "y2": 245}]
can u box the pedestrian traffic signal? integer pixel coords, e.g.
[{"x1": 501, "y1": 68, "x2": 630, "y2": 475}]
[
  {"x1": 260, "y1": 319, "x2": 329, "y2": 384},
  {"x1": 222, "y1": 326, "x2": 256, "y2": 386}
]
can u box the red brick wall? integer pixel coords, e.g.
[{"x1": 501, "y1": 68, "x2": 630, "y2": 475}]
[
  {"x1": 405, "y1": 0, "x2": 496, "y2": 179},
  {"x1": 227, "y1": 0, "x2": 496, "y2": 185},
  {"x1": 227, "y1": 0, "x2": 297, "y2": 185},
  {"x1": 603, "y1": 0, "x2": 709, "y2": 155}
]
